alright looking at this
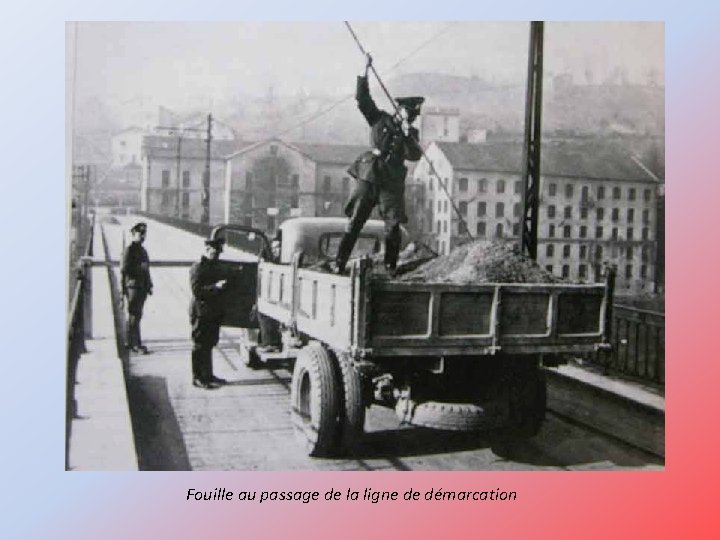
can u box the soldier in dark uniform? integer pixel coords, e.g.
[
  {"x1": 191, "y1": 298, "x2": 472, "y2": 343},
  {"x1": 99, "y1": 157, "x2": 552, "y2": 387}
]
[
  {"x1": 121, "y1": 222, "x2": 152, "y2": 354},
  {"x1": 189, "y1": 237, "x2": 229, "y2": 389},
  {"x1": 335, "y1": 53, "x2": 424, "y2": 274}
]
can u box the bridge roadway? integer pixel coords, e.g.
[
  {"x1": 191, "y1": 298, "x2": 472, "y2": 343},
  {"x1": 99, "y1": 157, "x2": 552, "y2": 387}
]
[{"x1": 98, "y1": 215, "x2": 662, "y2": 471}]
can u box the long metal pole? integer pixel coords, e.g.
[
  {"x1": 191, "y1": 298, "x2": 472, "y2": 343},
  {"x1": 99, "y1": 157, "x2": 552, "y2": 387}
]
[
  {"x1": 520, "y1": 21, "x2": 544, "y2": 259},
  {"x1": 343, "y1": 21, "x2": 473, "y2": 239},
  {"x1": 344, "y1": 21, "x2": 401, "y2": 116},
  {"x1": 202, "y1": 113, "x2": 212, "y2": 225},
  {"x1": 175, "y1": 134, "x2": 182, "y2": 218}
]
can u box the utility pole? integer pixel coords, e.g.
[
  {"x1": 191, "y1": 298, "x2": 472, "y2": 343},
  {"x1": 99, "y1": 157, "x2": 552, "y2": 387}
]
[
  {"x1": 157, "y1": 120, "x2": 209, "y2": 222},
  {"x1": 201, "y1": 113, "x2": 213, "y2": 225},
  {"x1": 72, "y1": 164, "x2": 92, "y2": 256},
  {"x1": 175, "y1": 133, "x2": 183, "y2": 218},
  {"x1": 520, "y1": 21, "x2": 544, "y2": 260}
]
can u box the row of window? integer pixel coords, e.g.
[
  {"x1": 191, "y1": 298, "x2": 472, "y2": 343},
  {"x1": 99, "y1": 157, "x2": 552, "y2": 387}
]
[
  {"x1": 435, "y1": 200, "x2": 653, "y2": 224},
  {"x1": 454, "y1": 177, "x2": 522, "y2": 195},
  {"x1": 545, "y1": 223, "x2": 652, "y2": 241},
  {"x1": 545, "y1": 243, "x2": 653, "y2": 261},
  {"x1": 435, "y1": 219, "x2": 513, "y2": 238},
  {"x1": 161, "y1": 169, "x2": 217, "y2": 188},
  {"x1": 160, "y1": 192, "x2": 191, "y2": 207},
  {"x1": 432, "y1": 217, "x2": 653, "y2": 243},
  {"x1": 547, "y1": 205, "x2": 652, "y2": 223},
  {"x1": 544, "y1": 263, "x2": 649, "y2": 280},
  {"x1": 547, "y1": 183, "x2": 653, "y2": 202},
  {"x1": 446, "y1": 201, "x2": 520, "y2": 218},
  {"x1": 444, "y1": 176, "x2": 654, "y2": 203}
]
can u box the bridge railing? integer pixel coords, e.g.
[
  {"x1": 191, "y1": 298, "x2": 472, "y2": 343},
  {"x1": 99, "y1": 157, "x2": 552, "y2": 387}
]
[
  {"x1": 136, "y1": 212, "x2": 666, "y2": 389},
  {"x1": 135, "y1": 211, "x2": 264, "y2": 254},
  {"x1": 589, "y1": 304, "x2": 665, "y2": 389},
  {"x1": 66, "y1": 215, "x2": 94, "y2": 470}
]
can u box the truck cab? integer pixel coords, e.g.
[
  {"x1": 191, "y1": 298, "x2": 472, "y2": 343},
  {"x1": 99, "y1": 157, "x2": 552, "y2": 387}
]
[{"x1": 275, "y1": 216, "x2": 409, "y2": 266}]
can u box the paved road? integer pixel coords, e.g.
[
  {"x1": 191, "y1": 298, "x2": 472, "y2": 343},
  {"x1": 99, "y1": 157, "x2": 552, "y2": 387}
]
[{"x1": 100, "y1": 215, "x2": 663, "y2": 471}]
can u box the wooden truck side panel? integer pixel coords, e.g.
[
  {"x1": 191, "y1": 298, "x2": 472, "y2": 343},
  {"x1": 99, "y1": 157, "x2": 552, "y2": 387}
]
[
  {"x1": 366, "y1": 281, "x2": 608, "y2": 356},
  {"x1": 257, "y1": 261, "x2": 354, "y2": 351},
  {"x1": 294, "y1": 268, "x2": 354, "y2": 351},
  {"x1": 256, "y1": 261, "x2": 611, "y2": 357}
]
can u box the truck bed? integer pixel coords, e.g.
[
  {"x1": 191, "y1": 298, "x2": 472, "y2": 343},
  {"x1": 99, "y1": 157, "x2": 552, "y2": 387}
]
[{"x1": 256, "y1": 260, "x2": 611, "y2": 357}]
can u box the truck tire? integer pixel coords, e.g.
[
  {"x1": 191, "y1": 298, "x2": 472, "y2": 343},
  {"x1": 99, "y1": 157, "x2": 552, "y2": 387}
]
[
  {"x1": 505, "y1": 364, "x2": 547, "y2": 439},
  {"x1": 290, "y1": 342, "x2": 341, "y2": 457},
  {"x1": 408, "y1": 401, "x2": 496, "y2": 431},
  {"x1": 238, "y1": 328, "x2": 261, "y2": 369},
  {"x1": 335, "y1": 352, "x2": 366, "y2": 453}
]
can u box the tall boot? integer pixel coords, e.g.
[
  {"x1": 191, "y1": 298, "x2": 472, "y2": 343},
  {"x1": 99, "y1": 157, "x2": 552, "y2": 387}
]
[
  {"x1": 136, "y1": 324, "x2": 148, "y2": 354},
  {"x1": 126, "y1": 315, "x2": 138, "y2": 349},
  {"x1": 191, "y1": 348, "x2": 204, "y2": 382},
  {"x1": 205, "y1": 348, "x2": 213, "y2": 383},
  {"x1": 335, "y1": 231, "x2": 357, "y2": 273},
  {"x1": 384, "y1": 224, "x2": 401, "y2": 272},
  {"x1": 205, "y1": 349, "x2": 225, "y2": 385}
]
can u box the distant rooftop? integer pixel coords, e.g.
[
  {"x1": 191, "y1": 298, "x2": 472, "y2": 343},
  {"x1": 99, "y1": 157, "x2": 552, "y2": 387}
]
[
  {"x1": 434, "y1": 140, "x2": 658, "y2": 182},
  {"x1": 143, "y1": 135, "x2": 241, "y2": 160},
  {"x1": 293, "y1": 142, "x2": 368, "y2": 165}
]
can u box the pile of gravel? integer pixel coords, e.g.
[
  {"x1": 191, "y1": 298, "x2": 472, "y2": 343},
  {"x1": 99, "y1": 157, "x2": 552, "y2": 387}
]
[{"x1": 398, "y1": 240, "x2": 562, "y2": 284}]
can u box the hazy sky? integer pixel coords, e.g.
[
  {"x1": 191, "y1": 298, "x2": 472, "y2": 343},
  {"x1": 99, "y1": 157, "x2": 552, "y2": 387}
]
[{"x1": 69, "y1": 21, "x2": 664, "y2": 110}]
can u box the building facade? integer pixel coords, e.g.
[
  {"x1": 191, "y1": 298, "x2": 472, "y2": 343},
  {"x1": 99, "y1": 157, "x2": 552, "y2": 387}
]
[
  {"x1": 111, "y1": 127, "x2": 145, "y2": 169},
  {"x1": 418, "y1": 107, "x2": 461, "y2": 144},
  {"x1": 141, "y1": 135, "x2": 239, "y2": 223},
  {"x1": 412, "y1": 140, "x2": 661, "y2": 292},
  {"x1": 223, "y1": 139, "x2": 368, "y2": 235}
]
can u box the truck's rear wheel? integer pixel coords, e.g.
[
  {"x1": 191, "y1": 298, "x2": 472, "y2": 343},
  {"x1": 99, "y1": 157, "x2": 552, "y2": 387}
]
[
  {"x1": 290, "y1": 343, "x2": 341, "y2": 457},
  {"x1": 505, "y1": 362, "x2": 547, "y2": 438},
  {"x1": 336, "y1": 352, "x2": 366, "y2": 453}
]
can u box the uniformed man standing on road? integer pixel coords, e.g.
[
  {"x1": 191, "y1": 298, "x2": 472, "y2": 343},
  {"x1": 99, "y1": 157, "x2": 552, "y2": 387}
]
[
  {"x1": 121, "y1": 222, "x2": 152, "y2": 354},
  {"x1": 189, "y1": 237, "x2": 229, "y2": 390},
  {"x1": 335, "y1": 53, "x2": 424, "y2": 274}
]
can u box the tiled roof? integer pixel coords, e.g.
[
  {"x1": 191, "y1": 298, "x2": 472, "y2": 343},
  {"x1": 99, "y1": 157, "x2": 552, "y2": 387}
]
[
  {"x1": 143, "y1": 135, "x2": 241, "y2": 160},
  {"x1": 293, "y1": 142, "x2": 368, "y2": 165},
  {"x1": 434, "y1": 141, "x2": 658, "y2": 182}
]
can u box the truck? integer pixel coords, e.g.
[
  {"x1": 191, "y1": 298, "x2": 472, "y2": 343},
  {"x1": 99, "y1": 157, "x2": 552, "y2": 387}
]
[{"x1": 213, "y1": 217, "x2": 614, "y2": 457}]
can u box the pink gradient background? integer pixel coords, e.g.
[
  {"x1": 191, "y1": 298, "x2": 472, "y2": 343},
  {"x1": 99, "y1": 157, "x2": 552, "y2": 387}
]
[{"x1": 10, "y1": 3, "x2": 718, "y2": 539}]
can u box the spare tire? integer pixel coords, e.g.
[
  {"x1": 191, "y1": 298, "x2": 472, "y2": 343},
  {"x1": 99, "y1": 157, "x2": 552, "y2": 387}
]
[{"x1": 407, "y1": 400, "x2": 505, "y2": 431}]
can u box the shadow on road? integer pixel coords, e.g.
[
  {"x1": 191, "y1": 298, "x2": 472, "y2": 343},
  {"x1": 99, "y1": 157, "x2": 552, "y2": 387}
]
[
  {"x1": 353, "y1": 417, "x2": 663, "y2": 469},
  {"x1": 125, "y1": 375, "x2": 191, "y2": 471}
]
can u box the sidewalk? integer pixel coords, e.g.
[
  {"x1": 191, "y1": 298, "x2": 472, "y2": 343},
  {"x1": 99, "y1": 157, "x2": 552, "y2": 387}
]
[
  {"x1": 545, "y1": 361, "x2": 665, "y2": 457},
  {"x1": 68, "y1": 223, "x2": 138, "y2": 470}
]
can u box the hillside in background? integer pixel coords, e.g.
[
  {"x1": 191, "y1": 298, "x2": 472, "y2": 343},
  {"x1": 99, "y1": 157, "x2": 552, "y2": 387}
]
[{"x1": 71, "y1": 72, "x2": 664, "y2": 168}]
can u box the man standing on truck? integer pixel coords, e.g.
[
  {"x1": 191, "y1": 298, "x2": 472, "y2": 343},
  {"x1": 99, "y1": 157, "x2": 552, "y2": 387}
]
[
  {"x1": 121, "y1": 222, "x2": 152, "y2": 354},
  {"x1": 189, "y1": 237, "x2": 229, "y2": 389},
  {"x1": 334, "y1": 53, "x2": 424, "y2": 275}
]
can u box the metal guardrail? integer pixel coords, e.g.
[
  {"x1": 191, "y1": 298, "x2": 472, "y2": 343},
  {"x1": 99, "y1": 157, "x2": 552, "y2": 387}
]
[
  {"x1": 135, "y1": 211, "x2": 266, "y2": 254},
  {"x1": 66, "y1": 215, "x2": 94, "y2": 470},
  {"x1": 138, "y1": 212, "x2": 666, "y2": 389},
  {"x1": 591, "y1": 304, "x2": 665, "y2": 388}
]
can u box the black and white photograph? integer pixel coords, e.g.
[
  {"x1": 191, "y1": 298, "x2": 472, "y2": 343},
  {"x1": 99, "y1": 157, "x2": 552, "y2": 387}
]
[{"x1": 66, "y1": 21, "x2": 665, "y2": 471}]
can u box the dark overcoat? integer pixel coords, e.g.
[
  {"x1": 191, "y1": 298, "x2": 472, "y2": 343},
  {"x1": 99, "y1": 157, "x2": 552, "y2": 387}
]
[
  {"x1": 189, "y1": 256, "x2": 226, "y2": 322},
  {"x1": 347, "y1": 75, "x2": 422, "y2": 186},
  {"x1": 121, "y1": 242, "x2": 152, "y2": 293}
]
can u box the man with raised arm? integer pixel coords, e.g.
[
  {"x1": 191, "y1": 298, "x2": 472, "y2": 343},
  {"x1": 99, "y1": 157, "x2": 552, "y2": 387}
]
[{"x1": 335, "y1": 53, "x2": 424, "y2": 275}]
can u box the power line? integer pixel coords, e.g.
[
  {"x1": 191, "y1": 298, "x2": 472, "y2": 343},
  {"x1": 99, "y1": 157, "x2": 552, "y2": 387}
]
[
  {"x1": 274, "y1": 22, "x2": 457, "y2": 140},
  {"x1": 344, "y1": 21, "x2": 473, "y2": 239}
]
